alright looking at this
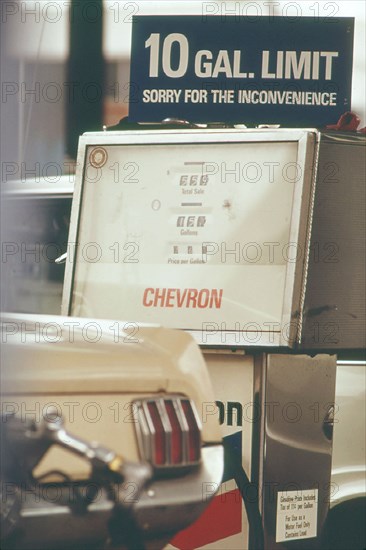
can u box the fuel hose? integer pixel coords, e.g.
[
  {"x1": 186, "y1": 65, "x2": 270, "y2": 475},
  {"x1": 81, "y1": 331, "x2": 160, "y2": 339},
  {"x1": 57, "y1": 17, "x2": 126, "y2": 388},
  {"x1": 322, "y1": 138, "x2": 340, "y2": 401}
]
[{"x1": 223, "y1": 439, "x2": 265, "y2": 550}]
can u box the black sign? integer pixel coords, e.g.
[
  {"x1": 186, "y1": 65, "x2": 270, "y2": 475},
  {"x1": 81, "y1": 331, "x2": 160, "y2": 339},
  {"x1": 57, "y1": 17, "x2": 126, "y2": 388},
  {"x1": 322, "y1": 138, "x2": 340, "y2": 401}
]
[{"x1": 129, "y1": 16, "x2": 354, "y2": 126}]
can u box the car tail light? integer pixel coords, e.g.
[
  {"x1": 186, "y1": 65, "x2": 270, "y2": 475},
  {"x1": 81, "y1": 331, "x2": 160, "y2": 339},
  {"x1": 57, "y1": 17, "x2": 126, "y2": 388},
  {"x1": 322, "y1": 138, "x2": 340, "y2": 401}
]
[{"x1": 134, "y1": 396, "x2": 202, "y2": 468}]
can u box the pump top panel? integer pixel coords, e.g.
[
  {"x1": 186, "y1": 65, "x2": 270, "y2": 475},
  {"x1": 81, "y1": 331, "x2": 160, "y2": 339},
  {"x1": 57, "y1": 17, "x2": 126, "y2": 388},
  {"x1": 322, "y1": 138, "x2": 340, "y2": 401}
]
[{"x1": 62, "y1": 128, "x2": 319, "y2": 347}]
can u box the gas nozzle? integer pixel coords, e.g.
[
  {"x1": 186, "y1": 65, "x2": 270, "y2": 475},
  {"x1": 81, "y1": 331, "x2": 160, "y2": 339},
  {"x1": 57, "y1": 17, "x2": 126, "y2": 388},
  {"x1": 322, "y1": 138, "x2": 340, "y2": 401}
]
[{"x1": 3, "y1": 411, "x2": 152, "y2": 487}]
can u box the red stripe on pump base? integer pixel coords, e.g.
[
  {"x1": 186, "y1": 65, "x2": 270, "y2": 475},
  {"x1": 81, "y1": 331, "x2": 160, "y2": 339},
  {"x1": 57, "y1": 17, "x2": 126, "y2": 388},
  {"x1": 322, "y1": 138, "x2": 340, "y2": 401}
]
[{"x1": 171, "y1": 488, "x2": 242, "y2": 550}]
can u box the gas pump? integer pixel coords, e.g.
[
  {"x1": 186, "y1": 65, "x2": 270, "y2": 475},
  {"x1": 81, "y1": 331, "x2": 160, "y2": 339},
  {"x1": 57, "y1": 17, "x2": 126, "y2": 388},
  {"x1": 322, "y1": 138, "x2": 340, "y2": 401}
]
[{"x1": 62, "y1": 126, "x2": 338, "y2": 549}]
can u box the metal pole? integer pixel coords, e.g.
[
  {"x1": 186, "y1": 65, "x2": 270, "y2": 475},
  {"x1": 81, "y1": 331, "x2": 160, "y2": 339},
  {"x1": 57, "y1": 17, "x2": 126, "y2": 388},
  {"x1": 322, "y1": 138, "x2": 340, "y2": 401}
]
[{"x1": 66, "y1": 0, "x2": 104, "y2": 159}]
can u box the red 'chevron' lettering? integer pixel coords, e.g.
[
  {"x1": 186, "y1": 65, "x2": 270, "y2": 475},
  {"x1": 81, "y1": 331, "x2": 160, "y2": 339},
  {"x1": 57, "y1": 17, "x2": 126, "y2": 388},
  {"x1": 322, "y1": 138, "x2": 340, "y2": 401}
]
[
  {"x1": 142, "y1": 288, "x2": 223, "y2": 308},
  {"x1": 176, "y1": 288, "x2": 188, "y2": 307}
]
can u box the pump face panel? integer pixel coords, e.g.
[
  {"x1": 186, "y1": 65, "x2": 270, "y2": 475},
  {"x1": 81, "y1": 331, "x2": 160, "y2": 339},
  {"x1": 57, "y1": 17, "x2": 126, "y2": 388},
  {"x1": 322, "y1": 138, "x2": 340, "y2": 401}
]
[{"x1": 63, "y1": 129, "x2": 318, "y2": 346}]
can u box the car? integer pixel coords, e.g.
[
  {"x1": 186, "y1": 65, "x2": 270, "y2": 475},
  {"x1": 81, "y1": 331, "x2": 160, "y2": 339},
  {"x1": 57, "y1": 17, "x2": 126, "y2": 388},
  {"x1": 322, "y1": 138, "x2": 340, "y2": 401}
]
[
  {"x1": 323, "y1": 359, "x2": 366, "y2": 550},
  {"x1": 1, "y1": 176, "x2": 74, "y2": 315},
  {"x1": 0, "y1": 311, "x2": 224, "y2": 550}
]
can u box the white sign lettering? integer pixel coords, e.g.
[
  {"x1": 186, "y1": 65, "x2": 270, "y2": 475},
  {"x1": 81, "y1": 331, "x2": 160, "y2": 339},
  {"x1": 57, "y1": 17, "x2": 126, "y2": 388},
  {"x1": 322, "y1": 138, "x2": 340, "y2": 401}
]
[{"x1": 144, "y1": 33, "x2": 339, "y2": 81}]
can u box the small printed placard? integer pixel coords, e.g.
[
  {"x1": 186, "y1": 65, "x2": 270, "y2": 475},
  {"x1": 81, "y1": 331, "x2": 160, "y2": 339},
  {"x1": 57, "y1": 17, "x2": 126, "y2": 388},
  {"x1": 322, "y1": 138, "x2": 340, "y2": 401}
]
[{"x1": 276, "y1": 489, "x2": 318, "y2": 543}]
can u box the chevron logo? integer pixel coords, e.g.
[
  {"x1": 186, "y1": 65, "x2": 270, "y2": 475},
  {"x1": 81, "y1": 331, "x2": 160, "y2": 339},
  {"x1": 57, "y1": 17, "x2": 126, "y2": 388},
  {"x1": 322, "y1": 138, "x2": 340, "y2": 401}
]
[{"x1": 171, "y1": 431, "x2": 243, "y2": 549}]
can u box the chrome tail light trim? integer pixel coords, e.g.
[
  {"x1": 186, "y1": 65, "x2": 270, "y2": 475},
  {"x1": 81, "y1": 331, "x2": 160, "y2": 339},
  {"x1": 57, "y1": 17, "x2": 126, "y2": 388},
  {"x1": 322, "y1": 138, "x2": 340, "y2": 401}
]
[{"x1": 133, "y1": 396, "x2": 202, "y2": 468}]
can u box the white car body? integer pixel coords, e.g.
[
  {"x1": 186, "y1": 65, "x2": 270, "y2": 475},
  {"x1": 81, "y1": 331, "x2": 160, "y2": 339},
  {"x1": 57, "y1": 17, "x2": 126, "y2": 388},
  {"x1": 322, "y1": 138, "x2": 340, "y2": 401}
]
[
  {"x1": 1, "y1": 312, "x2": 224, "y2": 548},
  {"x1": 330, "y1": 361, "x2": 366, "y2": 507}
]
